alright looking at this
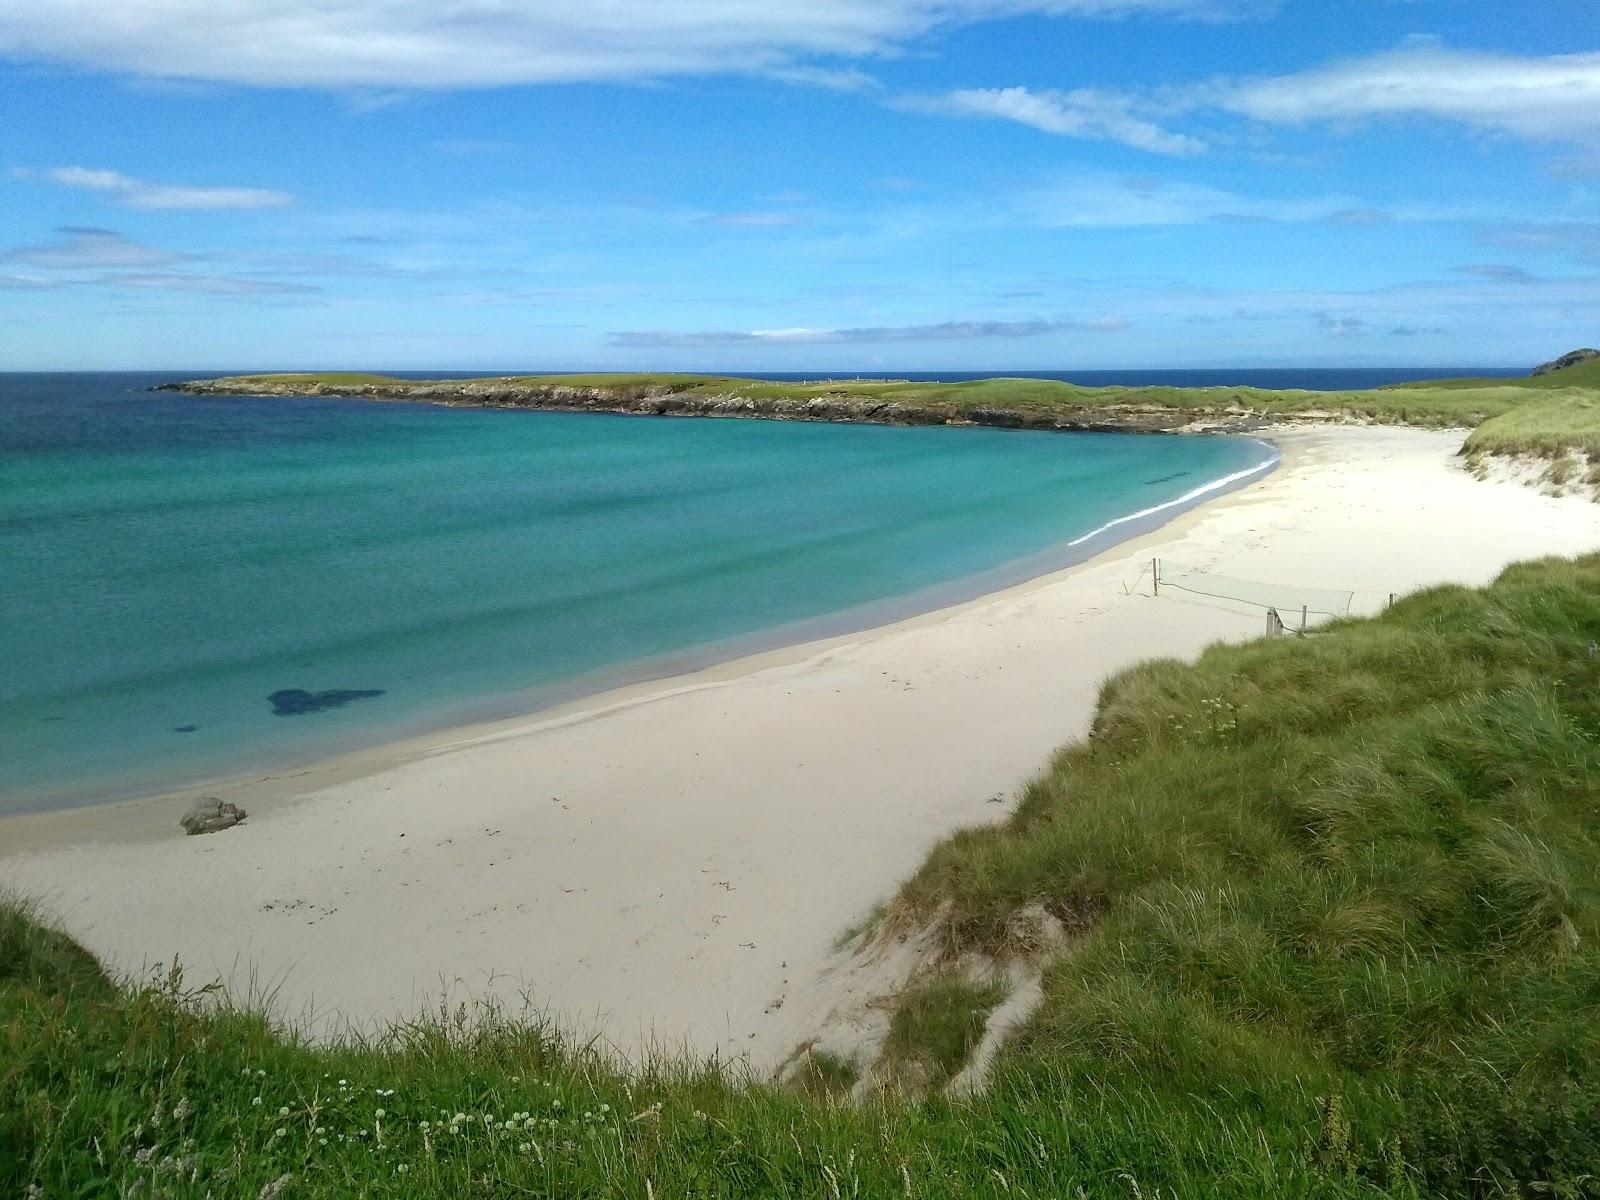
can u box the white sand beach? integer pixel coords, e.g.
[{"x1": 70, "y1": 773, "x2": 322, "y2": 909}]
[{"x1": 6, "y1": 425, "x2": 1600, "y2": 1071}]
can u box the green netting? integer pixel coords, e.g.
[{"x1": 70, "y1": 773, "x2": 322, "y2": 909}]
[{"x1": 1156, "y1": 558, "x2": 1354, "y2": 618}]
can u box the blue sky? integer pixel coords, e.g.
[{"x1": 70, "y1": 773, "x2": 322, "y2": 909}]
[{"x1": 2, "y1": 0, "x2": 1599, "y2": 371}]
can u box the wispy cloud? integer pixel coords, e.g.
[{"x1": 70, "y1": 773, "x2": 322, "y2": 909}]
[
  {"x1": 768, "y1": 65, "x2": 883, "y2": 93},
  {"x1": 4, "y1": 227, "x2": 322, "y2": 297},
  {"x1": 8, "y1": 227, "x2": 181, "y2": 269},
  {"x1": 431, "y1": 138, "x2": 516, "y2": 157},
  {"x1": 695, "y1": 212, "x2": 811, "y2": 228},
  {"x1": 0, "y1": 272, "x2": 58, "y2": 290},
  {"x1": 105, "y1": 272, "x2": 320, "y2": 295},
  {"x1": 14, "y1": 166, "x2": 293, "y2": 211},
  {"x1": 1209, "y1": 47, "x2": 1600, "y2": 147},
  {"x1": 1477, "y1": 221, "x2": 1600, "y2": 264},
  {"x1": 610, "y1": 317, "x2": 1123, "y2": 347},
  {"x1": 1453, "y1": 264, "x2": 1539, "y2": 284},
  {"x1": 900, "y1": 87, "x2": 1204, "y2": 155},
  {"x1": 1315, "y1": 313, "x2": 1365, "y2": 337},
  {"x1": 0, "y1": 1, "x2": 1264, "y2": 89},
  {"x1": 908, "y1": 46, "x2": 1600, "y2": 161},
  {"x1": 1018, "y1": 175, "x2": 1361, "y2": 228}
]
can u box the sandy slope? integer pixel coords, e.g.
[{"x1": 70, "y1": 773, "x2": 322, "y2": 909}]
[{"x1": 5, "y1": 426, "x2": 1599, "y2": 1072}]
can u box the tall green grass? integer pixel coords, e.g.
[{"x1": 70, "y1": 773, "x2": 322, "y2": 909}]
[
  {"x1": 7, "y1": 557, "x2": 1600, "y2": 1197},
  {"x1": 1464, "y1": 391, "x2": 1600, "y2": 462}
]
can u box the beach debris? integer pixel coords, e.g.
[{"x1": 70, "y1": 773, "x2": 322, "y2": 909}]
[
  {"x1": 180, "y1": 797, "x2": 247, "y2": 836},
  {"x1": 268, "y1": 687, "x2": 384, "y2": 716}
]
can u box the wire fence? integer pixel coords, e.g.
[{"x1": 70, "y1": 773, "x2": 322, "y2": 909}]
[
  {"x1": 1128, "y1": 557, "x2": 1393, "y2": 634},
  {"x1": 1157, "y1": 558, "x2": 1355, "y2": 617}
]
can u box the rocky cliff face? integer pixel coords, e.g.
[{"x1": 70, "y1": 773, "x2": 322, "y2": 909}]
[
  {"x1": 1531, "y1": 348, "x2": 1600, "y2": 376},
  {"x1": 155, "y1": 377, "x2": 1235, "y2": 434}
]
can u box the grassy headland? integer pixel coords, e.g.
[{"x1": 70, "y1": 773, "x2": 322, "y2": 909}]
[
  {"x1": 164, "y1": 369, "x2": 1539, "y2": 429},
  {"x1": 8, "y1": 554, "x2": 1600, "y2": 1197},
  {"x1": 163, "y1": 356, "x2": 1600, "y2": 494}
]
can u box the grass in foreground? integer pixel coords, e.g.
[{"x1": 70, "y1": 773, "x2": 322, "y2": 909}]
[{"x1": 6, "y1": 556, "x2": 1600, "y2": 1197}]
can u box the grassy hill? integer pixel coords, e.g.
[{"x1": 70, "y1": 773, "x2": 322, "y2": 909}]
[{"x1": 8, "y1": 554, "x2": 1600, "y2": 1198}]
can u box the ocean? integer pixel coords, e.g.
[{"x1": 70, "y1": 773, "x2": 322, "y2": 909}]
[{"x1": 1, "y1": 366, "x2": 1460, "y2": 813}]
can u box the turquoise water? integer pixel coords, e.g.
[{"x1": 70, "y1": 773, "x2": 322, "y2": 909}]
[{"x1": 1, "y1": 374, "x2": 1274, "y2": 813}]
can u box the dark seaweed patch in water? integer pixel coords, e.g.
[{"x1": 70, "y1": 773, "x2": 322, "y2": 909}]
[
  {"x1": 172, "y1": 724, "x2": 198, "y2": 733},
  {"x1": 1143, "y1": 471, "x2": 1191, "y2": 485},
  {"x1": 268, "y1": 688, "x2": 385, "y2": 717}
]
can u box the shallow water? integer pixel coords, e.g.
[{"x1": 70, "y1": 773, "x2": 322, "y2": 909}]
[{"x1": 1, "y1": 373, "x2": 1274, "y2": 813}]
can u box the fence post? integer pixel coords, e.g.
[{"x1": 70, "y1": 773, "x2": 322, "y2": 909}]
[
  {"x1": 1300, "y1": 604, "x2": 1308, "y2": 636},
  {"x1": 1152, "y1": 558, "x2": 1159, "y2": 597}
]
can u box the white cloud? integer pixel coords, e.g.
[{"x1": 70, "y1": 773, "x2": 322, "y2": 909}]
[
  {"x1": 1211, "y1": 47, "x2": 1600, "y2": 145},
  {"x1": 16, "y1": 166, "x2": 293, "y2": 211},
  {"x1": 902, "y1": 86, "x2": 1204, "y2": 155},
  {"x1": 611, "y1": 317, "x2": 1122, "y2": 346},
  {"x1": 0, "y1": 1, "x2": 1260, "y2": 89}
]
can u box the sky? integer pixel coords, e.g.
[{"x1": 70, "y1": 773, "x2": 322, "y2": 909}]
[{"x1": 2, "y1": 1, "x2": 1599, "y2": 372}]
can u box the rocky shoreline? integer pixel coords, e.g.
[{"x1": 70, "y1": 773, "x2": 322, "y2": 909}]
[{"x1": 155, "y1": 376, "x2": 1273, "y2": 435}]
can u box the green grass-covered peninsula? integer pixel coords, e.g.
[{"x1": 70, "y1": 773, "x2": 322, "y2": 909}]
[
  {"x1": 163, "y1": 353, "x2": 1600, "y2": 492},
  {"x1": 9, "y1": 553, "x2": 1600, "y2": 1197}
]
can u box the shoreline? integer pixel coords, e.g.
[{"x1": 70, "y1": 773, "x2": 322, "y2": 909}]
[
  {"x1": 0, "y1": 434, "x2": 1279, "y2": 825},
  {"x1": 6, "y1": 425, "x2": 1599, "y2": 1072}
]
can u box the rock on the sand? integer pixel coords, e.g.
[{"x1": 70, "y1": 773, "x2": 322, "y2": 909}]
[{"x1": 180, "y1": 798, "x2": 247, "y2": 836}]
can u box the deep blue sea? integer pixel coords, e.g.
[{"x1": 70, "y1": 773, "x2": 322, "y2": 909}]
[{"x1": 0, "y1": 366, "x2": 1487, "y2": 813}]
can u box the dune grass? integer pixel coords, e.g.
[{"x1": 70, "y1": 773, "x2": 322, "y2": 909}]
[
  {"x1": 7, "y1": 557, "x2": 1600, "y2": 1196},
  {"x1": 1464, "y1": 391, "x2": 1600, "y2": 460},
  {"x1": 881, "y1": 976, "x2": 1008, "y2": 1091}
]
